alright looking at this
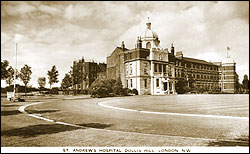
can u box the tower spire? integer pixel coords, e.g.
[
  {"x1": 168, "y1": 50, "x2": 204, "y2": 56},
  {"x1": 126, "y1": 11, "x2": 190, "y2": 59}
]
[
  {"x1": 121, "y1": 41, "x2": 125, "y2": 50},
  {"x1": 146, "y1": 17, "x2": 151, "y2": 30}
]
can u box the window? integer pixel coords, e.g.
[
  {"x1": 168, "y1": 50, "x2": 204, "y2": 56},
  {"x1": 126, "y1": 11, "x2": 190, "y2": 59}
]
[
  {"x1": 144, "y1": 79, "x2": 147, "y2": 88},
  {"x1": 169, "y1": 66, "x2": 172, "y2": 76},
  {"x1": 156, "y1": 79, "x2": 159, "y2": 87},
  {"x1": 159, "y1": 64, "x2": 162, "y2": 72},
  {"x1": 130, "y1": 79, "x2": 133, "y2": 88},
  {"x1": 163, "y1": 64, "x2": 166, "y2": 72},
  {"x1": 146, "y1": 42, "x2": 151, "y2": 49},
  {"x1": 154, "y1": 63, "x2": 158, "y2": 72},
  {"x1": 129, "y1": 53, "x2": 132, "y2": 59},
  {"x1": 144, "y1": 63, "x2": 148, "y2": 75},
  {"x1": 130, "y1": 64, "x2": 133, "y2": 75},
  {"x1": 126, "y1": 64, "x2": 128, "y2": 75},
  {"x1": 126, "y1": 80, "x2": 128, "y2": 88}
]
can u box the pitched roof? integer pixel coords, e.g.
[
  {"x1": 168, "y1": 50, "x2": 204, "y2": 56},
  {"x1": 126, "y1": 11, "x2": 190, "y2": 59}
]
[{"x1": 181, "y1": 57, "x2": 214, "y2": 65}]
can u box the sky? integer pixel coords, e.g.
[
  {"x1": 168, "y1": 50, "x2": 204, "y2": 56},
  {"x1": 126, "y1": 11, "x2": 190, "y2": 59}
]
[{"x1": 1, "y1": 1, "x2": 249, "y2": 88}]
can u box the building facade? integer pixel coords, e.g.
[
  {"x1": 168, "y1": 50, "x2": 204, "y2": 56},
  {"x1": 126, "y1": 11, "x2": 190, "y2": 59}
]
[
  {"x1": 107, "y1": 18, "x2": 238, "y2": 94},
  {"x1": 106, "y1": 42, "x2": 128, "y2": 87},
  {"x1": 72, "y1": 57, "x2": 106, "y2": 92}
]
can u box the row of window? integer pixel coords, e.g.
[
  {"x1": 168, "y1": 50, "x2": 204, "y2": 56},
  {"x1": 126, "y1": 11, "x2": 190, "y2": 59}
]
[
  {"x1": 126, "y1": 62, "x2": 150, "y2": 75},
  {"x1": 126, "y1": 79, "x2": 149, "y2": 89},
  {"x1": 175, "y1": 70, "x2": 219, "y2": 80},
  {"x1": 154, "y1": 63, "x2": 172, "y2": 75},
  {"x1": 125, "y1": 64, "x2": 133, "y2": 75},
  {"x1": 193, "y1": 74, "x2": 219, "y2": 80},
  {"x1": 176, "y1": 61, "x2": 218, "y2": 71}
]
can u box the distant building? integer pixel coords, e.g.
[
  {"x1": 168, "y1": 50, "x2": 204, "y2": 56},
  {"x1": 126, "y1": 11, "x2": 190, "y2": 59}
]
[
  {"x1": 107, "y1": 18, "x2": 238, "y2": 94},
  {"x1": 72, "y1": 57, "x2": 106, "y2": 92}
]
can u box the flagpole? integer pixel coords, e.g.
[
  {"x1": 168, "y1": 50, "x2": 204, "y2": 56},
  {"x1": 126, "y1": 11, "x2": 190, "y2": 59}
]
[
  {"x1": 227, "y1": 46, "x2": 229, "y2": 58},
  {"x1": 227, "y1": 48, "x2": 228, "y2": 58},
  {"x1": 13, "y1": 43, "x2": 17, "y2": 101}
]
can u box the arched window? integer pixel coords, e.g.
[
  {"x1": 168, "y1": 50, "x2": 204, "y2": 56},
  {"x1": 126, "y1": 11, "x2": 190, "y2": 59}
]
[{"x1": 146, "y1": 42, "x2": 151, "y2": 49}]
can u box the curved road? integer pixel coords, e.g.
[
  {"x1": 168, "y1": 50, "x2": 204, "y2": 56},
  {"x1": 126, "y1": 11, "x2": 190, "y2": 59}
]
[{"x1": 2, "y1": 95, "x2": 249, "y2": 146}]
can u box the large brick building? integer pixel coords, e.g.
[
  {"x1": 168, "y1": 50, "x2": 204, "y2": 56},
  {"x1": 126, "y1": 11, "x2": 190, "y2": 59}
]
[
  {"x1": 107, "y1": 18, "x2": 238, "y2": 94},
  {"x1": 72, "y1": 57, "x2": 106, "y2": 92}
]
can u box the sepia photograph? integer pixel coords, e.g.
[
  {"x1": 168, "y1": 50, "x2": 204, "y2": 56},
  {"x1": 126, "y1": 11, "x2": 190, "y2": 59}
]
[{"x1": 1, "y1": 1, "x2": 249, "y2": 153}]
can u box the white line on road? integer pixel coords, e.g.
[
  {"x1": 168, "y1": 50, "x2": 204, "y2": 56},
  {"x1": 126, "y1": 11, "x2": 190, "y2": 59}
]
[
  {"x1": 98, "y1": 101, "x2": 249, "y2": 120},
  {"x1": 17, "y1": 101, "x2": 217, "y2": 142},
  {"x1": 18, "y1": 102, "x2": 84, "y2": 128},
  {"x1": 17, "y1": 100, "x2": 247, "y2": 143}
]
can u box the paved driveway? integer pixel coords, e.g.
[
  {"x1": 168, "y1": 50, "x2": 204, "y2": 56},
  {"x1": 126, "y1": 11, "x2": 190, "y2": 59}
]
[{"x1": 1, "y1": 95, "x2": 249, "y2": 147}]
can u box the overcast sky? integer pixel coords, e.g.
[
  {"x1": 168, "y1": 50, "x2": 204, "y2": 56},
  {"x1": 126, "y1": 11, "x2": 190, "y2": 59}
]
[{"x1": 1, "y1": 1, "x2": 249, "y2": 88}]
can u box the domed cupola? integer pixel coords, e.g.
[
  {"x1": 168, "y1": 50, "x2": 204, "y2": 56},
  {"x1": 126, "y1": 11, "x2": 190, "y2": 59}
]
[
  {"x1": 222, "y1": 57, "x2": 235, "y2": 64},
  {"x1": 140, "y1": 17, "x2": 160, "y2": 49}
]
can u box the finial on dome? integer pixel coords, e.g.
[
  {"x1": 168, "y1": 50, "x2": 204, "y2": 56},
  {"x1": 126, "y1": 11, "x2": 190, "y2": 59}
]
[{"x1": 146, "y1": 17, "x2": 151, "y2": 30}]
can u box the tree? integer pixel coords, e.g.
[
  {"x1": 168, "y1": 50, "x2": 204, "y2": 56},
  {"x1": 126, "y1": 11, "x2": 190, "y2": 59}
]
[
  {"x1": 38, "y1": 77, "x2": 46, "y2": 89},
  {"x1": 5, "y1": 66, "x2": 14, "y2": 86},
  {"x1": 19, "y1": 64, "x2": 32, "y2": 95},
  {"x1": 47, "y1": 65, "x2": 59, "y2": 89},
  {"x1": 89, "y1": 78, "x2": 109, "y2": 98},
  {"x1": 242, "y1": 74, "x2": 249, "y2": 93},
  {"x1": 5, "y1": 66, "x2": 19, "y2": 86},
  {"x1": 112, "y1": 77, "x2": 124, "y2": 95},
  {"x1": 89, "y1": 78, "x2": 128, "y2": 98},
  {"x1": 1, "y1": 60, "x2": 9, "y2": 80},
  {"x1": 61, "y1": 73, "x2": 72, "y2": 94},
  {"x1": 175, "y1": 79, "x2": 187, "y2": 94}
]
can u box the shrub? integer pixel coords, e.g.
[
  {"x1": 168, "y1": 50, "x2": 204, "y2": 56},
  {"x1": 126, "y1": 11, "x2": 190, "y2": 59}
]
[
  {"x1": 143, "y1": 91, "x2": 151, "y2": 95},
  {"x1": 131, "y1": 88, "x2": 138, "y2": 95},
  {"x1": 81, "y1": 89, "x2": 89, "y2": 94},
  {"x1": 183, "y1": 86, "x2": 191, "y2": 93},
  {"x1": 89, "y1": 78, "x2": 137, "y2": 98},
  {"x1": 112, "y1": 78, "x2": 124, "y2": 95},
  {"x1": 89, "y1": 78, "x2": 110, "y2": 98},
  {"x1": 123, "y1": 88, "x2": 131, "y2": 96},
  {"x1": 49, "y1": 87, "x2": 59, "y2": 94},
  {"x1": 175, "y1": 79, "x2": 187, "y2": 94}
]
